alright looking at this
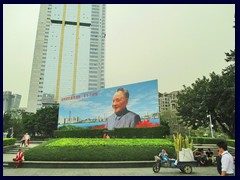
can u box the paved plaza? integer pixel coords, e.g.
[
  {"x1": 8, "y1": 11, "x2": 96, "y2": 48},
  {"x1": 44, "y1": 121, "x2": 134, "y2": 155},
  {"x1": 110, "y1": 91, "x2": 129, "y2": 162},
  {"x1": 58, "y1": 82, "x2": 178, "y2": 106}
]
[{"x1": 3, "y1": 166, "x2": 220, "y2": 176}]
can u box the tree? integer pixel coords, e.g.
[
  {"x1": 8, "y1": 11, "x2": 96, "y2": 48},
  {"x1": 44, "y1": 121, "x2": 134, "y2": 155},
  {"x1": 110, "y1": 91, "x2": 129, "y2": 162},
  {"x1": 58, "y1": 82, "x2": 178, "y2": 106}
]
[
  {"x1": 177, "y1": 49, "x2": 235, "y2": 138},
  {"x1": 3, "y1": 111, "x2": 12, "y2": 132},
  {"x1": 22, "y1": 111, "x2": 36, "y2": 136},
  {"x1": 177, "y1": 77, "x2": 211, "y2": 129},
  {"x1": 3, "y1": 109, "x2": 25, "y2": 138},
  {"x1": 160, "y1": 110, "x2": 181, "y2": 135},
  {"x1": 34, "y1": 105, "x2": 59, "y2": 137},
  {"x1": 4, "y1": 105, "x2": 59, "y2": 138}
]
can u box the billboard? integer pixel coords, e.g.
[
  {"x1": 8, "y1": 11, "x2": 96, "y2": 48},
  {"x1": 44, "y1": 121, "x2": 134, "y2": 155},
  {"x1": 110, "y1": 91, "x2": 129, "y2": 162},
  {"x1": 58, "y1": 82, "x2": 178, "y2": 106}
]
[{"x1": 58, "y1": 79, "x2": 160, "y2": 130}]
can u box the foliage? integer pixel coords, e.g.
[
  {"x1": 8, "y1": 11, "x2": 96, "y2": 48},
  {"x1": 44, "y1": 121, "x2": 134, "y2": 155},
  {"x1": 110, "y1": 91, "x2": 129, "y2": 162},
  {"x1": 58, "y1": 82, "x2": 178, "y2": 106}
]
[
  {"x1": 226, "y1": 139, "x2": 235, "y2": 148},
  {"x1": 22, "y1": 111, "x2": 36, "y2": 136},
  {"x1": 177, "y1": 49, "x2": 235, "y2": 138},
  {"x1": 3, "y1": 109, "x2": 25, "y2": 138},
  {"x1": 112, "y1": 126, "x2": 169, "y2": 138},
  {"x1": 172, "y1": 133, "x2": 193, "y2": 161},
  {"x1": 3, "y1": 105, "x2": 59, "y2": 139},
  {"x1": 172, "y1": 133, "x2": 193, "y2": 152},
  {"x1": 45, "y1": 138, "x2": 172, "y2": 147},
  {"x1": 34, "y1": 105, "x2": 59, "y2": 137},
  {"x1": 3, "y1": 138, "x2": 17, "y2": 146},
  {"x1": 24, "y1": 138, "x2": 175, "y2": 161},
  {"x1": 54, "y1": 126, "x2": 170, "y2": 138},
  {"x1": 160, "y1": 110, "x2": 181, "y2": 134},
  {"x1": 3, "y1": 111, "x2": 12, "y2": 132},
  {"x1": 58, "y1": 125, "x2": 84, "y2": 131},
  {"x1": 191, "y1": 137, "x2": 235, "y2": 147},
  {"x1": 22, "y1": 105, "x2": 59, "y2": 137}
]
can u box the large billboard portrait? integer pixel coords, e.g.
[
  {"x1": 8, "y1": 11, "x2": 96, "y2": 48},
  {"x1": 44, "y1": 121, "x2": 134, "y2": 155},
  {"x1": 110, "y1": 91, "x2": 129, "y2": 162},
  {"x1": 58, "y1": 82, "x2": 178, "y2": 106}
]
[{"x1": 58, "y1": 79, "x2": 160, "y2": 130}]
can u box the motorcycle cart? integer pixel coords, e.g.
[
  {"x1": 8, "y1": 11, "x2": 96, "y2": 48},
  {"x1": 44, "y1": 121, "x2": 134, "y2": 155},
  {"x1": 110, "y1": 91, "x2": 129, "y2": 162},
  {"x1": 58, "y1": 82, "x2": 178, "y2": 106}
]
[{"x1": 153, "y1": 148, "x2": 198, "y2": 174}]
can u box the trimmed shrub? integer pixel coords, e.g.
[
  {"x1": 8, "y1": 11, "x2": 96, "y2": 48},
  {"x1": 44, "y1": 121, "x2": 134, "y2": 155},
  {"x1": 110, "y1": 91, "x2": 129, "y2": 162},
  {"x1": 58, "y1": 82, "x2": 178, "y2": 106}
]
[
  {"x1": 54, "y1": 129, "x2": 103, "y2": 138},
  {"x1": 191, "y1": 137, "x2": 235, "y2": 148},
  {"x1": 226, "y1": 139, "x2": 235, "y2": 147},
  {"x1": 3, "y1": 138, "x2": 17, "y2": 146},
  {"x1": 192, "y1": 137, "x2": 235, "y2": 146},
  {"x1": 111, "y1": 126, "x2": 167, "y2": 138},
  {"x1": 53, "y1": 126, "x2": 169, "y2": 138},
  {"x1": 24, "y1": 138, "x2": 174, "y2": 161},
  {"x1": 58, "y1": 125, "x2": 84, "y2": 131}
]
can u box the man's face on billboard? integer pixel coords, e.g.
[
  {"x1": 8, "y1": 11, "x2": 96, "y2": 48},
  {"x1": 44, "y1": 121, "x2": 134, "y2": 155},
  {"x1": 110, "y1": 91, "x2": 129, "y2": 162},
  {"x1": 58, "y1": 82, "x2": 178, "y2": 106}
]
[{"x1": 112, "y1": 91, "x2": 128, "y2": 113}]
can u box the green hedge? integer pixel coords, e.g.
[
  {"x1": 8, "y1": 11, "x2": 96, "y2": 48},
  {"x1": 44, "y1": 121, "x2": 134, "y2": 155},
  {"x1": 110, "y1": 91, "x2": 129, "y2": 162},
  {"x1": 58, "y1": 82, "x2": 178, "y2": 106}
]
[
  {"x1": 226, "y1": 139, "x2": 235, "y2": 147},
  {"x1": 24, "y1": 138, "x2": 175, "y2": 161},
  {"x1": 54, "y1": 126, "x2": 169, "y2": 138},
  {"x1": 54, "y1": 129, "x2": 103, "y2": 138},
  {"x1": 110, "y1": 126, "x2": 168, "y2": 138},
  {"x1": 192, "y1": 137, "x2": 235, "y2": 147},
  {"x1": 3, "y1": 138, "x2": 17, "y2": 146}
]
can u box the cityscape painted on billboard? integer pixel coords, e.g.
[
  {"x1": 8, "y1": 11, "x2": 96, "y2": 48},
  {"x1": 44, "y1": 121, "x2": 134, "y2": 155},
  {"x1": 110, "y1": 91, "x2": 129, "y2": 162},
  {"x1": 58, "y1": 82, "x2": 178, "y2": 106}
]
[{"x1": 58, "y1": 79, "x2": 160, "y2": 129}]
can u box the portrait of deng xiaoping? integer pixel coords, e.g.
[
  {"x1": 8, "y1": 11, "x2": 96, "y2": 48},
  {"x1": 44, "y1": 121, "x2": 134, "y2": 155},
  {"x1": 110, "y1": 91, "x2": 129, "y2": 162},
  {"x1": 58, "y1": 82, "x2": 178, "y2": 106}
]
[{"x1": 58, "y1": 79, "x2": 160, "y2": 130}]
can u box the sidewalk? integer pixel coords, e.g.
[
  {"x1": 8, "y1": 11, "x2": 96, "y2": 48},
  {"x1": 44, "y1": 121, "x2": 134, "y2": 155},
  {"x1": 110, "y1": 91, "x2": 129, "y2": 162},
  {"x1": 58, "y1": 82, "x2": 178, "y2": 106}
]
[{"x1": 3, "y1": 166, "x2": 221, "y2": 176}]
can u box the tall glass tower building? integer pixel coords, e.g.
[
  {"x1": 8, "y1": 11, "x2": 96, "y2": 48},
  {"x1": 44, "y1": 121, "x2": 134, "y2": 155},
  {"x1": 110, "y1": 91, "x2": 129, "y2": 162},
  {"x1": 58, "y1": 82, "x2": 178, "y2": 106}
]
[{"x1": 27, "y1": 4, "x2": 106, "y2": 112}]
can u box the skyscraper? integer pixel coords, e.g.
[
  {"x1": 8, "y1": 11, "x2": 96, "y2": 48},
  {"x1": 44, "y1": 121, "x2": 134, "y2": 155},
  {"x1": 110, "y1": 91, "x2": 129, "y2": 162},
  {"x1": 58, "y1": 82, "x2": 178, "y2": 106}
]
[
  {"x1": 27, "y1": 4, "x2": 106, "y2": 112},
  {"x1": 3, "y1": 91, "x2": 22, "y2": 113}
]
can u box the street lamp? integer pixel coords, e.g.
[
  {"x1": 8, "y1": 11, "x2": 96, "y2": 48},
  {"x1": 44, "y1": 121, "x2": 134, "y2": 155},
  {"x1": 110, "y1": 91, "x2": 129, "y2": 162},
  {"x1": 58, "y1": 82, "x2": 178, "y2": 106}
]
[{"x1": 207, "y1": 114, "x2": 214, "y2": 138}]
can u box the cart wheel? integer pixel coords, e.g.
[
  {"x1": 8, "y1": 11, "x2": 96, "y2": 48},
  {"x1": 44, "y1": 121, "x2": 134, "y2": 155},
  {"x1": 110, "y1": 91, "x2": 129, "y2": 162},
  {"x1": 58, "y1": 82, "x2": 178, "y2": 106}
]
[
  {"x1": 153, "y1": 163, "x2": 160, "y2": 173},
  {"x1": 183, "y1": 165, "x2": 192, "y2": 174}
]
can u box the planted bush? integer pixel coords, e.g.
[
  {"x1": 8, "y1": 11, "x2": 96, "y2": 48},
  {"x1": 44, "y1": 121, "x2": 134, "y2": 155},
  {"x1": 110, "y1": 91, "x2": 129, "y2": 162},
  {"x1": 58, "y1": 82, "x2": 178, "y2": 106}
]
[
  {"x1": 54, "y1": 126, "x2": 169, "y2": 138},
  {"x1": 192, "y1": 137, "x2": 235, "y2": 147},
  {"x1": 3, "y1": 138, "x2": 17, "y2": 146},
  {"x1": 24, "y1": 138, "x2": 174, "y2": 161}
]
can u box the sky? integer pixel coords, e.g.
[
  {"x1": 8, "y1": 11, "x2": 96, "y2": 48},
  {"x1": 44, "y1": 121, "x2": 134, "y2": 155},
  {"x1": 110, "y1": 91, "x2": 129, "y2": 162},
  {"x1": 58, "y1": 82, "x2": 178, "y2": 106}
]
[{"x1": 3, "y1": 4, "x2": 235, "y2": 108}]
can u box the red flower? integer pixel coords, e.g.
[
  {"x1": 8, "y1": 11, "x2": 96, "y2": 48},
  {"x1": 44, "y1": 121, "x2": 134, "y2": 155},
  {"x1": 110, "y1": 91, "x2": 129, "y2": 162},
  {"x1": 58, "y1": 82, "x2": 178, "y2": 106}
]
[
  {"x1": 90, "y1": 124, "x2": 106, "y2": 130},
  {"x1": 136, "y1": 119, "x2": 159, "y2": 128}
]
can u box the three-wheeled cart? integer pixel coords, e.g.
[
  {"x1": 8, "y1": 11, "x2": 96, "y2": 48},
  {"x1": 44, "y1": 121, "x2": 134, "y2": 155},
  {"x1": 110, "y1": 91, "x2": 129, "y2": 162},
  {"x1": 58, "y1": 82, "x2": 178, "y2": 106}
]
[{"x1": 153, "y1": 148, "x2": 198, "y2": 174}]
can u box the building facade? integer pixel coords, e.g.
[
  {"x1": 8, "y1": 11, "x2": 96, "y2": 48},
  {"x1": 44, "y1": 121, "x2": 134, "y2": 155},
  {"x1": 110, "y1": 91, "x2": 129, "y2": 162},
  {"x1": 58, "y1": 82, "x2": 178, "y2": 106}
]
[
  {"x1": 159, "y1": 91, "x2": 185, "y2": 134},
  {"x1": 3, "y1": 91, "x2": 22, "y2": 113},
  {"x1": 27, "y1": 4, "x2": 106, "y2": 112},
  {"x1": 159, "y1": 91, "x2": 179, "y2": 113}
]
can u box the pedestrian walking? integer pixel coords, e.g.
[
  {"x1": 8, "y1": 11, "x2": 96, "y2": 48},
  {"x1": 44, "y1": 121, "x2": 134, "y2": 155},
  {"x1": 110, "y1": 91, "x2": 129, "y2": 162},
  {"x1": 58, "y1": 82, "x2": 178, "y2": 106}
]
[
  {"x1": 216, "y1": 140, "x2": 234, "y2": 176},
  {"x1": 20, "y1": 134, "x2": 25, "y2": 147},
  {"x1": 24, "y1": 133, "x2": 30, "y2": 147}
]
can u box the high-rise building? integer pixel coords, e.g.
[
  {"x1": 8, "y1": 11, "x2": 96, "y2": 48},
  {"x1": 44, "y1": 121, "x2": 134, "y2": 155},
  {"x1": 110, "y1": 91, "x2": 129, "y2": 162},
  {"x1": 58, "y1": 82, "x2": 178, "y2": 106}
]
[
  {"x1": 3, "y1": 91, "x2": 22, "y2": 113},
  {"x1": 27, "y1": 4, "x2": 106, "y2": 112}
]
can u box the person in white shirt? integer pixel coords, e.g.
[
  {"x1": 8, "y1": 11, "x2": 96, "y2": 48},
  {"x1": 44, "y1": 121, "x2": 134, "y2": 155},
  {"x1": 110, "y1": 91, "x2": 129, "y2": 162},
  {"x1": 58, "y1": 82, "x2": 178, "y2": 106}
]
[
  {"x1": 24, "y1": 133, "x2": 30, "y2": 147},
  {"x1": 216, "y1": 140, "x2": 234, "y2": 176}
]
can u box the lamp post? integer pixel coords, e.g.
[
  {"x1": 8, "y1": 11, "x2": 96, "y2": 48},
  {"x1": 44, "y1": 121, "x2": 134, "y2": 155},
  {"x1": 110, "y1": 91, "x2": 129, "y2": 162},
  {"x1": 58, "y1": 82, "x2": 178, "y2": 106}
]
[
  {"x1": 207, "y1": 114, "x2": 214, "y2": 138},
  {"x1": 9, "y1": 127, "x2": 14, "y2": 138}
]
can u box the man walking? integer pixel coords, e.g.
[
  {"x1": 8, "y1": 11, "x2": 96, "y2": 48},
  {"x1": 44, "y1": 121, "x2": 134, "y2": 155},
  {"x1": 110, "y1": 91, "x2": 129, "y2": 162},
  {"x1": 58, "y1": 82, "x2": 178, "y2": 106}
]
[{"x1": 216, "y1": 140, "x2": 234, "y2": 176}]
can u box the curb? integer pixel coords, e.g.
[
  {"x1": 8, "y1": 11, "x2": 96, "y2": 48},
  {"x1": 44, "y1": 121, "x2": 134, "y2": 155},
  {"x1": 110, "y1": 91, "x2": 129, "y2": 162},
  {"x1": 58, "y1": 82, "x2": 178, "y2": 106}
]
[{"x1": 3, "y1": 161, "x2": 154, "y2": 168}]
